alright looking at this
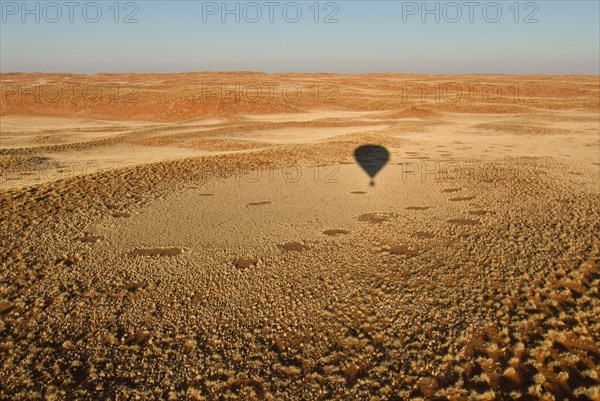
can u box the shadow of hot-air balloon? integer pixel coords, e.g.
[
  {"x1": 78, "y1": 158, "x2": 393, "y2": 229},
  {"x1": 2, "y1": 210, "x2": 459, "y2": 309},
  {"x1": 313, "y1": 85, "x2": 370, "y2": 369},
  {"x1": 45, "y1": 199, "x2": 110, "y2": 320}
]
[{"x1": 354, "y1": 145, "x2": 390, "y2": 186}]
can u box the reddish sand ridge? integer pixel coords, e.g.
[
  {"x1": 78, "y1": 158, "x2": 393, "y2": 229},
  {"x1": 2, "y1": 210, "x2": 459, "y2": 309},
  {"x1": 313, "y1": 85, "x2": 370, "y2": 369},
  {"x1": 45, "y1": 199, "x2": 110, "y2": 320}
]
[{"x1": 1, "y1": 72, "x2": 598, "y2": 121}]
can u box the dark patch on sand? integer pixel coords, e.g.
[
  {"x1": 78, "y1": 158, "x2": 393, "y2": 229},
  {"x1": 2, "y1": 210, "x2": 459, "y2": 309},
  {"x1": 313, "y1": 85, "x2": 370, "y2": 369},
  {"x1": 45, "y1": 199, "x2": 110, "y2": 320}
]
[
  {"x1": 247, "y1": 201, "x2": 271, "y2": 206},
  {"x1": 129, "y1": 247, "x2": 183, "y2": 257},
  {"x1": 358, "y1": 213, "x2": 395, "y2": 224},
  {"x1": 468, "y1": 210, "x2": 495, "y2": 216},
  {"x1": 277, "y1": 242, "x2": 309, "y2": 252},
  {"x1": 448, "y1": 218, "x2": 479, "y2": 226},
  {"x1": 234, "y1": 257, "x2": 259, "y2": 269}
]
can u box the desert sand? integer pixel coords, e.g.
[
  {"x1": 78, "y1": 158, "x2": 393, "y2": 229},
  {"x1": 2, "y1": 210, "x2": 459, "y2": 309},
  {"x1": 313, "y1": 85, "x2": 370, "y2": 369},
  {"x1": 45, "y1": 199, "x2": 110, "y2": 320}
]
[{"x1": 0, "y1": 72, "x2": 599, "y2": 400}]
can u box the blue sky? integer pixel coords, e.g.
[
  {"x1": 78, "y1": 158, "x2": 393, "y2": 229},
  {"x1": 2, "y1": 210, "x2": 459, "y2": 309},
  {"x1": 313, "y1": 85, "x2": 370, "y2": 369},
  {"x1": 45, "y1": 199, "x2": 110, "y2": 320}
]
[{"x1": 1, "y1": 1, "x2": 599, "y2": 74}]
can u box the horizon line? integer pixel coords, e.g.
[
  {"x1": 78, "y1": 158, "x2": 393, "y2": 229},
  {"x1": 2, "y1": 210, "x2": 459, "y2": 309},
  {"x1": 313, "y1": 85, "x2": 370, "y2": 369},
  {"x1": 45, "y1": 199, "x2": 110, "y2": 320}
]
[{"x1": 1, "y1": 70, "x2": 599, "y2": 77}]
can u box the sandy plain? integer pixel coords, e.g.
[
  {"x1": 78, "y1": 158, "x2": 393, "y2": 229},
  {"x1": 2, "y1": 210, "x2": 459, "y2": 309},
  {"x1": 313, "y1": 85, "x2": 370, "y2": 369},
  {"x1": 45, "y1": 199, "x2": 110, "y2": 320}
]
[{"x1": 0, "y1": 72, "x2": 599, "y2": 400}]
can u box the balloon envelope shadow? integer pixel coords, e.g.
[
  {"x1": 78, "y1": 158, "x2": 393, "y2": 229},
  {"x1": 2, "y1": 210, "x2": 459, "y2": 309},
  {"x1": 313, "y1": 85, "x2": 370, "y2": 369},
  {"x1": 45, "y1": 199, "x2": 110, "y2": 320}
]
[{"x1": 354, "y1": 145, "x2": 390, "y2": 186}]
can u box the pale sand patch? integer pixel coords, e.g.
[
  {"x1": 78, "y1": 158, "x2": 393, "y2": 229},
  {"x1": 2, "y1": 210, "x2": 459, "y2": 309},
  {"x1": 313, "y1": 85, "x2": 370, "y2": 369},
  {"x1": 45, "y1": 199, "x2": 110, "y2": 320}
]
[
  {"x1": 241, "y1": 109, "x2": 390, "y2": 122},
  {"x1": 0, "y1": 115, "x2": 160, "y2": 132},
  {"x1": 391, "y1": 111, "x2": 599, "y2": 163},
  {"x1": 0, "y1": 116, "x2": 223, "y2": 149},
  {"x1": 2, "y1": 109, "x2": 597, "y2": 190},
  {"x1": 0, "y1": 116, "x2": 160, "y2": 149},
  {"x1": 224, "y1": 124, "x2": 390, "y2": 144},
  {"x1": 92, "y1": 164, "x2": 446, "y2": 253},
  {"x1": 159, "y1": 118, "x2": 224, "y2": 126},
  {"x1": 0, "y1": 144, "x2": 260, "y2": 190}
]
